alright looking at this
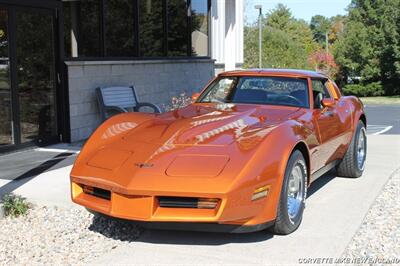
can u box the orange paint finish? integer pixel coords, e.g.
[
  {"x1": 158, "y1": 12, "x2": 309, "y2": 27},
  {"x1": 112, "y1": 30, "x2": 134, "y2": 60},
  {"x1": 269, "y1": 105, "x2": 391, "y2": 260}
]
[{"x1": 70, "y1": 69, "x2": 365, "y2": 231}]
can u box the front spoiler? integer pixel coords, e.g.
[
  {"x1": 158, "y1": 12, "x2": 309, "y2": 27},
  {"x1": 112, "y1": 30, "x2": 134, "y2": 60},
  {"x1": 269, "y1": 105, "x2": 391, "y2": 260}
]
[{"x1": 87, "y1": 208, "x2": 275, "y2": 233}]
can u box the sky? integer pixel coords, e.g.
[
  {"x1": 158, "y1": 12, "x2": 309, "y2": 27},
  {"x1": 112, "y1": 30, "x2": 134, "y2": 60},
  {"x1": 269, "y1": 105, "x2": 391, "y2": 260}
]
[{"x1": 246, "y1": 0, "x2": 351, "y2": 23}]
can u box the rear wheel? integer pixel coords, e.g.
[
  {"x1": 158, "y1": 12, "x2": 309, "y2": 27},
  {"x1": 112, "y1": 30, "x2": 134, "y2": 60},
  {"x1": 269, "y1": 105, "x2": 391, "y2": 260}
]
[
  {"x1": 271, "y1": 150, "x2": 307, "y2": 235},
  {"x1": 337, "y1": 121, "x2": 367, "y2": 178}
]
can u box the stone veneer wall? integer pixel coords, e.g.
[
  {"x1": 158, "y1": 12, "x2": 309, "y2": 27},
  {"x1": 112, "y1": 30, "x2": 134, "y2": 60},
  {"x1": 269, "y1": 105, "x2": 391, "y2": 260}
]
[{"x1": 66, "y1": 59, "x2": 215, "y2": 142}]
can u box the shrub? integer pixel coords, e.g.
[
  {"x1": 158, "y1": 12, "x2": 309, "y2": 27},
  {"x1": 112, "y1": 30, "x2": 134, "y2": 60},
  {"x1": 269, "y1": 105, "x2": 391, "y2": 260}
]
[
  {"x1": 342, "y1": 84, "x2": 364, "y2": 96},
  {"x1": 2, "y1": 193, "x2": 31, "y2": 217},
  {"x1": 163, "y1": 92, "x2": 192, "y2": 111},
  {"x1": 366, "y1": 82, "x2": 385, "y2": 96},
  {"x1": 343, "y1": 82, "x2": 384, "y2": 97}
]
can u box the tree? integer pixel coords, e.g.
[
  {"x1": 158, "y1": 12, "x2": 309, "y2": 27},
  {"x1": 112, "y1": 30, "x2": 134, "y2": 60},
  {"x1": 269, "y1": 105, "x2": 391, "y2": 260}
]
[
  {"x1": 334, "y1": 0, "x2": 400, "y2": 95},
  {"x1": 265, "y1": 4, "x2": 292, "y2": 30},
  {"x1": 244, "y1": 4, "x2": 318, "y2": 70},
  {"x1": 328, "y1": 15, "x2": 346, "y2": 43},
  {"x1": 308, "y1": 49, "x2": 339, "y2": 78},
  {"x1": 261, "y1": 26, "x2": 309, "y2": 69},
  {"x1": 310, "y1": 15, "x2": 331, "y2": 45},
  {"x1": 290, "y1": 19, "x2": 319, "y2": 56}
]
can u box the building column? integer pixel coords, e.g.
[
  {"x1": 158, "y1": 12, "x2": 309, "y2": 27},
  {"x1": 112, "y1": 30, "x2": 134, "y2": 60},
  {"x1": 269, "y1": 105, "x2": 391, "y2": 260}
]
[
  {"x1": 70, "y1": 1, "x2": 79, "y2": 57},
  {"x1": 235, "y1": 0, "x2": 244, "y2": 68},
  {"x1": 224, "y1": 0, "x2": 236, "y2": 71},
  {"x1": 211, "y1": 0, "x2": 225, "y2": 70}
]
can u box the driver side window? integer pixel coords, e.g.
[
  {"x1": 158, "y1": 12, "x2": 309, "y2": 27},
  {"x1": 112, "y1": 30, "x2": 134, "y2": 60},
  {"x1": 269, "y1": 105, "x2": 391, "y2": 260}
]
[
  {"x1": 201, "y1": 78, "x2": 236, "y2": 103},
  {"x1": 312, "y1": 79, "x2": 332, "y2": 109}
]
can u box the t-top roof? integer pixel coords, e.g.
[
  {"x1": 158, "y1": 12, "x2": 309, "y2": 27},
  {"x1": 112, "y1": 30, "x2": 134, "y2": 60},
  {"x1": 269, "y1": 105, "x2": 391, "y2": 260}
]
[{"x1": 219, "y1": 68, "x2": 328, "y2": 79}]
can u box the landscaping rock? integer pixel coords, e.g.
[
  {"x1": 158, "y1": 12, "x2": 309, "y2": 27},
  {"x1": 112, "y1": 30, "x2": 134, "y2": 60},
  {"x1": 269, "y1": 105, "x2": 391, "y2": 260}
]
[
  {"x1": 0, "y1": 203, "x2": 4, "y2": 219},
  {"x1": 0, "y1": 205, "x2": 142, "y2": 265},
  {"x1": 342, "y1": 169, "x2": 400, "y2": 262}
]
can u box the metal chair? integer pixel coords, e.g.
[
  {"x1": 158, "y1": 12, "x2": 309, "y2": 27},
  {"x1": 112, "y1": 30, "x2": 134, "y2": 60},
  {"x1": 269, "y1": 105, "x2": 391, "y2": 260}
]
[{"x1": 96, "y1": 86, "x2": 161, "y2": 120}]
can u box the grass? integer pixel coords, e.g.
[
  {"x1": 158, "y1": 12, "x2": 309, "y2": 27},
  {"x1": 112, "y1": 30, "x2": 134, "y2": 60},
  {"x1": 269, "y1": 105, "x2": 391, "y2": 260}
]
[
  {"x1": 359, "y1": 96, "x2": 400, "y2": 105},
  {"x1": 2, "y1": 193, "x2": 32, "y2": 217}
]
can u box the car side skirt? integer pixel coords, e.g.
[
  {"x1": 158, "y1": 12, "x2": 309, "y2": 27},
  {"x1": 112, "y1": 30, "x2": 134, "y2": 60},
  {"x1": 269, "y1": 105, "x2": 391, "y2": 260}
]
[{"x1": 310, "y1": 159, "x2": 340, "y2": 183}]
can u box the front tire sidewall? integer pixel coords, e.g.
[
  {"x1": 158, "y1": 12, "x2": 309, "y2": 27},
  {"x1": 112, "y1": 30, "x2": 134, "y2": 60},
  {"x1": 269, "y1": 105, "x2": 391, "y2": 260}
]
[
  {"x1": 278, "y1": 151, "x2": 307, "y2": 233},
  {"x1": 353, "y1": 123, "x2": 367, "y2": 176}
]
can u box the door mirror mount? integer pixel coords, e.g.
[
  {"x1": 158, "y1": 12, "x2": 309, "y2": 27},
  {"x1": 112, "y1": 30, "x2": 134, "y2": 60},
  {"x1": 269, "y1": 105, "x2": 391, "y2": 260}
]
[
  {"x1": 192, "y1": 92, "x2": 201, "y2": 102},
  {"x1": 321, "y1": 98, "x2": 335, "y2": 108}
]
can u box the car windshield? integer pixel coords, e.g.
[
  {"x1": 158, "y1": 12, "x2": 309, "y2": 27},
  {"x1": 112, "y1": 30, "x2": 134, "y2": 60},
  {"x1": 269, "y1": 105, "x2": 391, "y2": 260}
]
[{"x1": 198, "y1": 76, "x2": 310, "y2": 108}]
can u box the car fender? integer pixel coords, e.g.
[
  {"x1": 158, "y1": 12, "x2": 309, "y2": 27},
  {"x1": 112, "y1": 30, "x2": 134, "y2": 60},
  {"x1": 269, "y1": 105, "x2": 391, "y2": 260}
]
[
  {"x1": 345, "y1": 96, "x2": 366, "y2": 130},
  {"x1": 72, "y1": 112, "x2": 155, "y2": 172},
  {"x1": 226, "y1": 120, "x2": 311, "y2": 225}
]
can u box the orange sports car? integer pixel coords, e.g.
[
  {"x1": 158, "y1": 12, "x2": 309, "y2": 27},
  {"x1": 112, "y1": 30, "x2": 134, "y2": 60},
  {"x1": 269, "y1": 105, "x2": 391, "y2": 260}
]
[{"x1": 70, "y1": 69, "x2": 367, "y2": 234}]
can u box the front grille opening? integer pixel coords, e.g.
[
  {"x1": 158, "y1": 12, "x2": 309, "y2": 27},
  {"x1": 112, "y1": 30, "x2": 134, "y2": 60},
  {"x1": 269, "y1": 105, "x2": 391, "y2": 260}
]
[
  {"x1": 83, "y1": 185, "x2": 111, "y2": 200},
  {"x1": 158, "y1": 196, "x2": 219, "y2": 209}
]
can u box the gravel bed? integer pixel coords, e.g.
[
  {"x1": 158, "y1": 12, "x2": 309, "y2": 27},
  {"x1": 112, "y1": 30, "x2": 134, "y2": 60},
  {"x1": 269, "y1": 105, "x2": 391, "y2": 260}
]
[
  {"x1": 0, "y1": 206, "x2": 142, "y2": 265},
  {"x1": 342, "y1": 168, "x2": 400, "y2": 263}
]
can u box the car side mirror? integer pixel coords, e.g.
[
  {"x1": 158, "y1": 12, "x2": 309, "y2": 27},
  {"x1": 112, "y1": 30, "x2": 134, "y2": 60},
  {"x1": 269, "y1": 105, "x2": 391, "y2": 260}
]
[
  {"x1": 192, "y1": 92, "x2": 200, "y2": 102},
  {"x1": 321, "y1": 98, "x2": 335, "y2": 108}
]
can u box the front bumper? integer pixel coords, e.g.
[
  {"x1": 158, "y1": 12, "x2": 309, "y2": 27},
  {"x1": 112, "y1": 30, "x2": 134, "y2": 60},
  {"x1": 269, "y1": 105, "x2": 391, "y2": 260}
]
[{"x1": 71, "y1": 179, "x2": 274, "y2": 230}]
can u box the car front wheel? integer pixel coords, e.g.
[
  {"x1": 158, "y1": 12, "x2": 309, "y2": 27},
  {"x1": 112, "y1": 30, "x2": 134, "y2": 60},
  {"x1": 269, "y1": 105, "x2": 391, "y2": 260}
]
[{"x1": 271, "y1": 150, "x2": 307, "y2": 235}]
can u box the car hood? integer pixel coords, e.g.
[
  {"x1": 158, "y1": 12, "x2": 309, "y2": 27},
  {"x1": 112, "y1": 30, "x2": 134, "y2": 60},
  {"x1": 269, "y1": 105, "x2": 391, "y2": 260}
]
[
  {"x1": 72, "y1": 103, "x2": 301, "y2": 193},
  {"x1": 122, "y1": 103, "x2": 300, "y2": 147}
]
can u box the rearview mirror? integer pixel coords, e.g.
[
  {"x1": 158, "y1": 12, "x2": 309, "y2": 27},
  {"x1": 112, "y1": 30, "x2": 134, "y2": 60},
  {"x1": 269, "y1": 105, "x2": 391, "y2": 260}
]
[
  {"x1": 192, "y1": 92, "x2": 201, "y2": 102},
  {"x1": 321, "y1": 98, "x2": 335, "y2": 108}
]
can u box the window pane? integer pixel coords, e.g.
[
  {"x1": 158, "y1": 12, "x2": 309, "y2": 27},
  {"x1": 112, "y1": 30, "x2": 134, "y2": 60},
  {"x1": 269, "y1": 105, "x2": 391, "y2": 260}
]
[
  {"x1": 191, "y1": 0, "x2": 208, "y2": 56},
  {"x1": 139, "y1": 0, "x2": 164, "y2": 56},
  {"x1": 199, "y1": 77, "x2": 309, "y2": 108},
  {"x1": 63, "y1": 3, "x2": 72, "y2": 58},
  {"x1": 200, "y1": 78, "x2": 237, "y2": 103},
  {"x1": 63, "y1": 0, "x2": 101, "y2": 57},
  {"x1": 16, "y1": 10, "x2": 57, "y2": 143},
  {"x1": 0, "y1": 9, "x2": 12, "y2": 145},
  {"x1": 105, "y1": 0, "x2": 135, "y2": 56},
  {"x1": 168, "y1": 0, "x2": 188, "y2": 56},
  {"x1": 312, "y1": 80, "x2": 331, "y2": 99}
]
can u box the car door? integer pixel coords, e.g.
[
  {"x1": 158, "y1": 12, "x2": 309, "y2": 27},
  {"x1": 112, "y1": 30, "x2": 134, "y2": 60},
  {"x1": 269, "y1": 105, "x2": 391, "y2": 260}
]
[
  {"x1": 326, "y1": 80, "x2": 353, "y2": 156},
  {"x1": 311, "y1": 79, "x2": 344, "y2": 172}
]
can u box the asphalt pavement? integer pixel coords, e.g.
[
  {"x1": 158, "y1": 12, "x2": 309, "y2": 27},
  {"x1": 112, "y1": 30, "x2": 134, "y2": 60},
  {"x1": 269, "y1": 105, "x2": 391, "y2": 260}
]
[{"x1": 365, "y1": 104, "x2": 400, "y2": 135}]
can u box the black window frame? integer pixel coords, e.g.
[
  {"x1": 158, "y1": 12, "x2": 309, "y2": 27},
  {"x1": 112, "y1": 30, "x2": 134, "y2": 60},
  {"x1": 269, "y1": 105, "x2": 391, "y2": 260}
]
[{"x1": 63, "y1": 0, "x2": 211, "y2": 61}]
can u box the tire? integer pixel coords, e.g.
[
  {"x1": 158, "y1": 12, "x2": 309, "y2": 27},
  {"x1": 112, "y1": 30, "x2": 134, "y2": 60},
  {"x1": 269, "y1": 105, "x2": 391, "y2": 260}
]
[
  {"x1": 336, "y1": 121, "x2": 367, "y2": 178},
  {"x1": 271, "y1": 150, "x2": 307, "y2": 235}
]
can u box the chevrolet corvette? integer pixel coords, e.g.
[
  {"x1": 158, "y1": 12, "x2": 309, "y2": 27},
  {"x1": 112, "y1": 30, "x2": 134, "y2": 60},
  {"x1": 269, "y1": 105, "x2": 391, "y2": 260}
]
[{"x1": 70, "y1": 69, "x2": 367, "y2": 234}]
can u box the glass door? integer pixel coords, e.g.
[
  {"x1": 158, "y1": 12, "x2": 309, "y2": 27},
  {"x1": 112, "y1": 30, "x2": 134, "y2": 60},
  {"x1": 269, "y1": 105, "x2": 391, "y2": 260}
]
[
  {"x1": 0, "y1": 9, "x2": 12, "y2": 146},
  {"x1": 0, "y1": 5, "x2": 59, "y2": 152},
  {"x1": 15, "y1": 8, "x2": 58, "y2": 145}
]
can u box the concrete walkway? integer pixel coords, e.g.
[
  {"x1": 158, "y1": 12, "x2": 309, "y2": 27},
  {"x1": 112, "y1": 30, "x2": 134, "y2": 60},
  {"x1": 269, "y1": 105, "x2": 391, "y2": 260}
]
[
  {"x1": 93, "y1": 135, "x2": 400, "y2": 265},
  {"x1": 0, "y1": 143, "x2": 79, "y2": 207}
]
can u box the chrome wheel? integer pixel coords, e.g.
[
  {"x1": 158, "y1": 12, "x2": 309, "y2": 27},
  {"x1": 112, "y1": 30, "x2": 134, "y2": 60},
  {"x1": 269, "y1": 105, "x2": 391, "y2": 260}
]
[
  {"x1": 287, "y1": 163, "x2": 305, "y2": 222},
  {"x1": 357, "y1": 128, "x2": 366, "y2": 170}
]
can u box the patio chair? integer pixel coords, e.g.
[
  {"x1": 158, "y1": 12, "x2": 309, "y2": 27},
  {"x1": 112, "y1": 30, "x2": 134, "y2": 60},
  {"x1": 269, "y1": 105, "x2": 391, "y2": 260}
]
[{"x1": 96, "y1": 86, "x2": 161, "y2": 120}]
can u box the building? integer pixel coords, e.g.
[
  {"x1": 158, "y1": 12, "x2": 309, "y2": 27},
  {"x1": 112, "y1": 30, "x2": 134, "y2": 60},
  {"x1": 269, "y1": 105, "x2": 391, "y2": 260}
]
[{"x1": 0, "y1": 0, "x2": 243, "y2": 153}]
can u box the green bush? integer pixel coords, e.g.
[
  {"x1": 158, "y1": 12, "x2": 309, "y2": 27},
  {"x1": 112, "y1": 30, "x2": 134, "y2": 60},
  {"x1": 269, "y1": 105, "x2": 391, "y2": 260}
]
[
  {"x1": 2, "y1": 193, "x2": 31, "y2": 217},
  {"x1": 343, "y1": 82, "x2": 385, "y2": 97}
]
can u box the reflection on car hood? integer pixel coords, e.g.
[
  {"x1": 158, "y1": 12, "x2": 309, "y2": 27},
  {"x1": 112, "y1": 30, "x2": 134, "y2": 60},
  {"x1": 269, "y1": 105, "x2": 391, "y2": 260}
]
[{"x1": 122, "y1": 103, "x2": 300, "y2": 146}]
